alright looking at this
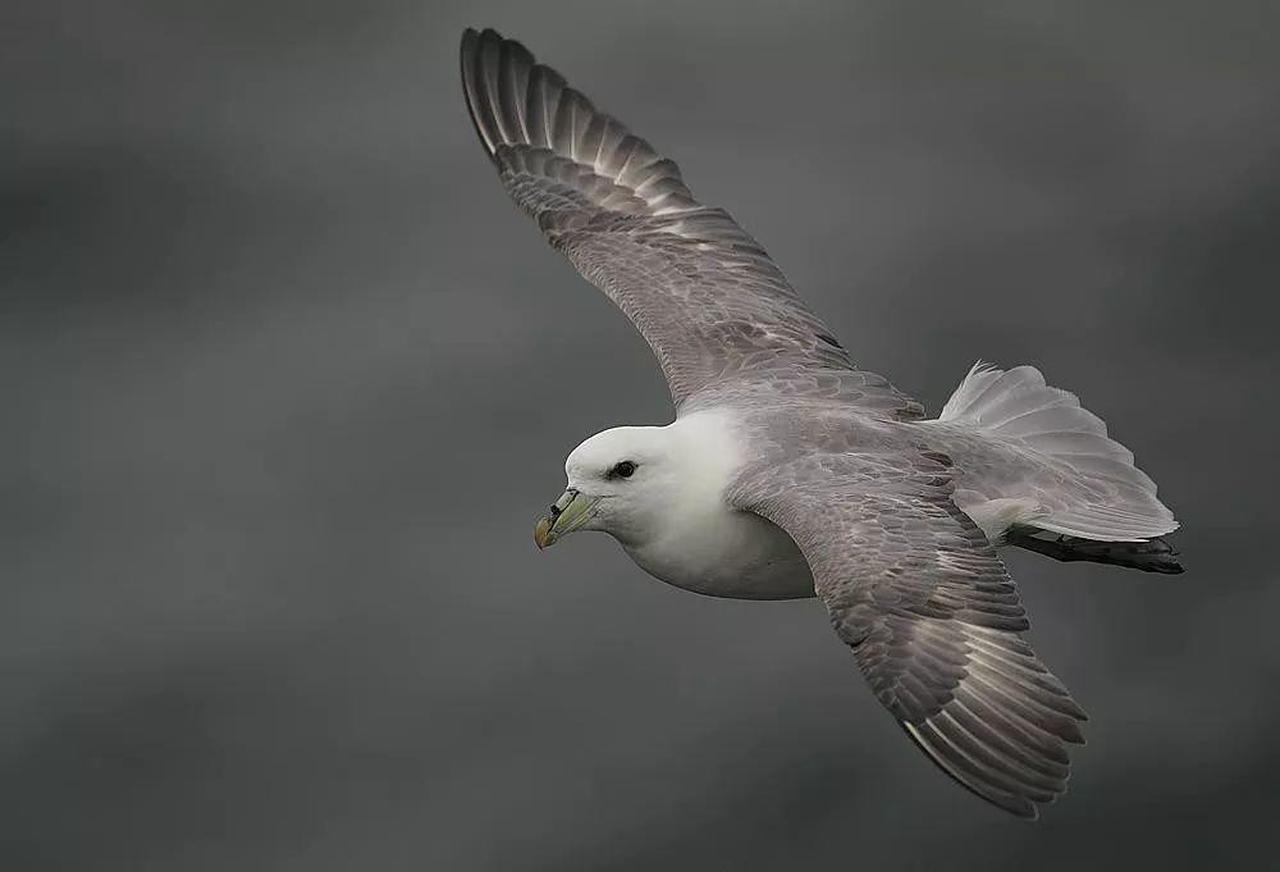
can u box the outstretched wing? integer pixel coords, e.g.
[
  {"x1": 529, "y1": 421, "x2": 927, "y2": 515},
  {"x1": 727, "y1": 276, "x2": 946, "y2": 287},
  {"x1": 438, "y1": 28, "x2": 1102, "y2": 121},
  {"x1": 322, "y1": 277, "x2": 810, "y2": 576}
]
[
  {"x1": 731, "y1": 450, "x2": 1087, "y2": 818},
  {"x1": 460, "y1": 28, "x2": 921, "y2": 416}
]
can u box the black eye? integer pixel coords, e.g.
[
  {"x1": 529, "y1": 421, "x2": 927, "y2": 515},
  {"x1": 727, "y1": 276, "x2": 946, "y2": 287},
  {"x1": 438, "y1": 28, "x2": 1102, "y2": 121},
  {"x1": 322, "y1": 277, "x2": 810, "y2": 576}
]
[{"x1": 610, "y1": 460, "x2": 637, "y2": 479}]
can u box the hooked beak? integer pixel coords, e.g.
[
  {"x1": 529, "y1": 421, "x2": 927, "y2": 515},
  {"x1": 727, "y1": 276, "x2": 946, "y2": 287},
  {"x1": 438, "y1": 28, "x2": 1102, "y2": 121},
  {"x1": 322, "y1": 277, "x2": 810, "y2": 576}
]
[{"x1": 533, "y1": 487, "x2": 600, "y2": 549}]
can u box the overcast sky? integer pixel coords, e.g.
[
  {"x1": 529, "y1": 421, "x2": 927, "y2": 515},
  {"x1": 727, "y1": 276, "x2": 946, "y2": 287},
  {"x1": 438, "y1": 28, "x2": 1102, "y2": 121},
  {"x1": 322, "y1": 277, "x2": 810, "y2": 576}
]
[{"x1": 4, "y1": 1, "x2": 1279, "y2": 869}]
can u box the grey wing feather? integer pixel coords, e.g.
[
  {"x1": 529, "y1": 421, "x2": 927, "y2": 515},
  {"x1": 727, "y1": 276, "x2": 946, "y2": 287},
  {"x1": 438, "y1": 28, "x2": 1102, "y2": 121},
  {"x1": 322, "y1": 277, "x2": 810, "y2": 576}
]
[
  {"x1": 460, "y1": 28, "x2": 921, "y2": 416},
  {"x1": 731, "y1": 450, "x2": 1086, "y2": 818}
]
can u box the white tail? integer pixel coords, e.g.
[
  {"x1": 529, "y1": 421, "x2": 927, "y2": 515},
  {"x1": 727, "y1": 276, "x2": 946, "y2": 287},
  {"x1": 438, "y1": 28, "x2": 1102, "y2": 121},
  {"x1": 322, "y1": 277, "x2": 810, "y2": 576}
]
[{"x1": 940, "y1": 363, "x2": 1178, "y2": 542}]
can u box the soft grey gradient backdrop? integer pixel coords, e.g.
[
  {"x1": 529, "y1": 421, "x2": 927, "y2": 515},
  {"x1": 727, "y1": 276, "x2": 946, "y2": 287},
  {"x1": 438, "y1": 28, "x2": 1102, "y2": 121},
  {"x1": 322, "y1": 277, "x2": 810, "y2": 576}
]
[{"x1": 5, "y1": 1, "x2": 1278, "y2": 869}]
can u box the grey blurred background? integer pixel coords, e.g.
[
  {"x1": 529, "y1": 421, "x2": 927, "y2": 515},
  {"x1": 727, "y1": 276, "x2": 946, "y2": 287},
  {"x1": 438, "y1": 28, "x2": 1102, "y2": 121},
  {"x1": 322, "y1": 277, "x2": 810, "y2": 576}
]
[{"x1": 4, "y1": 1, "x2": 1278, "y2": 869}]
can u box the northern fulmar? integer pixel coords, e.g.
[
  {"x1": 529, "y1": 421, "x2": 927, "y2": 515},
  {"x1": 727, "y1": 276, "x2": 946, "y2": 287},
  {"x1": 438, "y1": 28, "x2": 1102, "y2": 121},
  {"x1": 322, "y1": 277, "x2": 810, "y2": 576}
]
[{"x1": 460, "y1": 27, "x2": 1181, "y2": 819}]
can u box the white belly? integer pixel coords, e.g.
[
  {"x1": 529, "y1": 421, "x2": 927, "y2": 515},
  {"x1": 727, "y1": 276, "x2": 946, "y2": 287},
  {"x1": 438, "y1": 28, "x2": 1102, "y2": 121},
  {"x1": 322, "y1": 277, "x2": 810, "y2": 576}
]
[{"x1": 623, "y1": 505, "x2": 814, "y2": 600}]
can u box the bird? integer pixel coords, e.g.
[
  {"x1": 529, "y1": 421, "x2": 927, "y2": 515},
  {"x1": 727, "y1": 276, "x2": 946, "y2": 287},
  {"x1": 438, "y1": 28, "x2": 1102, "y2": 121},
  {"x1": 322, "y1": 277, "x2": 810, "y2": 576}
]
[{"x1": 459, "y1": 27, "x2": 1181, "y2": 819}]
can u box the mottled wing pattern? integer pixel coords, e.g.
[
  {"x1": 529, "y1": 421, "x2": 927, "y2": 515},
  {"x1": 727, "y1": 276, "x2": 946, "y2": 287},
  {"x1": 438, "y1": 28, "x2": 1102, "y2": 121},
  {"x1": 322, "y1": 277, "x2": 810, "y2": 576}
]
[
  {"x1": 731, "y1": 449, "x2": 1087, "y2": 818},
  {"x1": 460, "y1": 28, "x2": 921, "y2": 416}
]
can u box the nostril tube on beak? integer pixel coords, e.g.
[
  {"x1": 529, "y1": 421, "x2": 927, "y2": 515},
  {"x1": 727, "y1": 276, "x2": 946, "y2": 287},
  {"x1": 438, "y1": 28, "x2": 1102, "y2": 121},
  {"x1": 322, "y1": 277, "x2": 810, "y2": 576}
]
[
  {"x1": 534, "y1": 488, "x2": 587, "y2": 551},
  {"x1": 550, "y1": 488, "x2": 579, "y2": 519}
]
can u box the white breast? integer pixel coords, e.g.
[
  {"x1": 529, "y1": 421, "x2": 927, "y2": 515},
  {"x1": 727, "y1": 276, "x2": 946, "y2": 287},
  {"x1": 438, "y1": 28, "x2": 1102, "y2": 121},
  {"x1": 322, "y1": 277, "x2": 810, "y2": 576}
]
[
  {"x1": 624, "y1": 506, "x2": 814, "y2": 599},
  {"x1": 621, "y1": 410, "x2": 815, "y2": 600}
]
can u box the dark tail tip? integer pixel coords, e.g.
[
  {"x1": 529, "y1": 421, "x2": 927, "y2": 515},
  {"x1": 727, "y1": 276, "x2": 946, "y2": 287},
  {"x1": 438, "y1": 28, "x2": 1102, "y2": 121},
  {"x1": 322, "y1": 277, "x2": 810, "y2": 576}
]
[{"x1": 1010, "y1": 532, "x2": 1185, "y2": 574}]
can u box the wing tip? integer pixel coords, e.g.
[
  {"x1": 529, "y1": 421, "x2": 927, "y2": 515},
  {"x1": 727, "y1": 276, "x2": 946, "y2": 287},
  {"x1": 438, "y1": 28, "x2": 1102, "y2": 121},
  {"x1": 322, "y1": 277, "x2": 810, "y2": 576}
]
[
  {"x1": 902, "y1": 720, "x2": 1056, "y2": 820},
  {"x1": 458, "y1": 27, "x2": 700, "y2": 224},
  {"x1": 901, "y1": 676, "x2": 1088, "y2": 821},
  {"x1": 460, "y1": 27, "x2": 539, "y2": 161},
  {"x1": 460, "y1": 26, "x2": 514, "y2": 50},
  {"x1": 459, "y1": 28, "x2": 493, "y2": 158}
]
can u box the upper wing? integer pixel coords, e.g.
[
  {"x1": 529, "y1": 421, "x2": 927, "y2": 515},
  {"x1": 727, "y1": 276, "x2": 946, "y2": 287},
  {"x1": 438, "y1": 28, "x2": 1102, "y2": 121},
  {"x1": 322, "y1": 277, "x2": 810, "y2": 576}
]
[
  {"x1": 730, "y1": 450, "x2": 1087, "y2": 818},
  {"x1": 460, "y1": 28, "x2": 921, "y2": 416}
]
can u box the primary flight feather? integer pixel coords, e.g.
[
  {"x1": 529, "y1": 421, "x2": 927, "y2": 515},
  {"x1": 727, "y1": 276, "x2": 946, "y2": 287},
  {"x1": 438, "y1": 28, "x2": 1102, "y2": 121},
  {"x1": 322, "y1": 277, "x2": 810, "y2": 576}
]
[{"x1": 460, "y1": 27, "x2": 1180, "y2": 819}]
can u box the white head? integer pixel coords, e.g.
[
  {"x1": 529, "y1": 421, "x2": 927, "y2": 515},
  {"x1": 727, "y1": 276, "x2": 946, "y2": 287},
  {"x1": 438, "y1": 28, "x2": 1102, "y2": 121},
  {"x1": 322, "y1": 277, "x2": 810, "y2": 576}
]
[
  {"x1": 533, "y1": 425, "x2": 679, "y2": 549},
  {"x1": 533, "y1": 412, "x2": 743, "y2": 553}
]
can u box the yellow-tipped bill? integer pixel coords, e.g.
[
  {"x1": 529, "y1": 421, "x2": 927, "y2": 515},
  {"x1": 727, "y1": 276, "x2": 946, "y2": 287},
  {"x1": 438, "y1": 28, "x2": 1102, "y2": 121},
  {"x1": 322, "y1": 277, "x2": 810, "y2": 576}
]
[{"x1": 533, "y1": 488, "x2": 599, "y2": 549}]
